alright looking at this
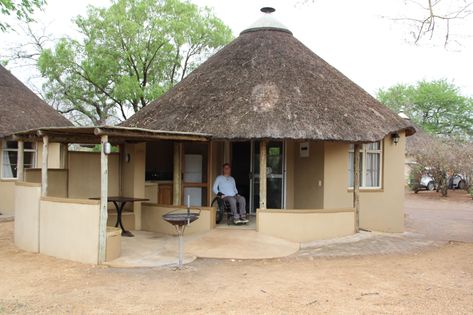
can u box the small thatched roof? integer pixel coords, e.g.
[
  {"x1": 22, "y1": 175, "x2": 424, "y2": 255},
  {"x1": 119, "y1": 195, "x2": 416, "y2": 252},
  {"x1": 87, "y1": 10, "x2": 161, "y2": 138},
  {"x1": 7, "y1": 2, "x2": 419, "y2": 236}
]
[
  {"x1": 406, "y1": 123, "x2": 435, "y2": 155},
  {"x1": 0, "y1": 65, "x2": 72, "y2": 138},
  {"x1": 123, "y1": 12, "x2": 414, "y2": 142}
]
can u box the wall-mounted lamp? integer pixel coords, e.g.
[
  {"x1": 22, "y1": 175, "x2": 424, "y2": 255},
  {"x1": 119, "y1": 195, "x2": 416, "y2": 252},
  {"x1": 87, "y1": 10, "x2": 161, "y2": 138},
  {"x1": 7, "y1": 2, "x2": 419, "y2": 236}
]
[
  {"x1": 391, "y1": 132, "x2": 400, "y2": 145},
  {"x1": 103, "y1": 142, "x2": 112, "y2": 155}
]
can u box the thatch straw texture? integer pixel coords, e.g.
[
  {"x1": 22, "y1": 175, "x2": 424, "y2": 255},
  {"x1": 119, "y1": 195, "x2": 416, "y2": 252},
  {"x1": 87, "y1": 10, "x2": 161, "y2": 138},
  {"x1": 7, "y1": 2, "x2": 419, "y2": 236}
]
[
  {"x1": 0, "y1": 65, "x2": 71, "y2": 138},
  {"x1": 123, "y1": 28, "x2": 414, "y2": 142}
]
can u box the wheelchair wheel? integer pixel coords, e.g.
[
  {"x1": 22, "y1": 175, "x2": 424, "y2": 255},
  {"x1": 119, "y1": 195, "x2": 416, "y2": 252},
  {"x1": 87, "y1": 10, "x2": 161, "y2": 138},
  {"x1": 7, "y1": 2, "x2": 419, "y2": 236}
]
[{"x1": 211, "y1": 197, "x2": 224, "y2": 224}]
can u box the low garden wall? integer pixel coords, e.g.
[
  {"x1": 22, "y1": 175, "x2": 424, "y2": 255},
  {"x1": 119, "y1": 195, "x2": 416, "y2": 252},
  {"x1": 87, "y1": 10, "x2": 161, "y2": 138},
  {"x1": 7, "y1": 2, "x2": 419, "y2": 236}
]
[
  {"x1": 0, "y1": 180, "x2": 16, "y2": 215},
  {"x1": 141, "y1": 203, "x2": 215, "y2": 235},
  {"x1": 14, "y1": 182, "x2": 41, "y2": 252},
  {"x1": 257, "y1": 208, "x2": 355, "y2": 243},
  {"x1": 39, "y1": 197, "x2": 101, "y2": 264}
]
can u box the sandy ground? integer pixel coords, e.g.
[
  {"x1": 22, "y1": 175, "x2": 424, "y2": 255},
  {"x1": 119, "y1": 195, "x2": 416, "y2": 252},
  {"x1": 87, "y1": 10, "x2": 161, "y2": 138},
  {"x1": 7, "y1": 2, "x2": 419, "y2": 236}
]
[{"x1": 1, "y1": 192, "x2": 473, "y2": 314}]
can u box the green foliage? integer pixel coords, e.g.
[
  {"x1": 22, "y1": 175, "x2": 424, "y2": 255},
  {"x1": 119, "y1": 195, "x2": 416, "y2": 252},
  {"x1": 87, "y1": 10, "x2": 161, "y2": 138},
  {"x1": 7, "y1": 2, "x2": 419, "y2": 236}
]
[
  {"x1": 37, "y1": 0, "x2": 233, "y2": 125},
  {"x1": 377, "y1": 80, "x2": 473, "y2": 139},
  {"x1": 0, "y1": 0, "x2": 45, "y2": 31},
  {"x1": 408, "y1": 164, "x2": 423, "y2": 193}
]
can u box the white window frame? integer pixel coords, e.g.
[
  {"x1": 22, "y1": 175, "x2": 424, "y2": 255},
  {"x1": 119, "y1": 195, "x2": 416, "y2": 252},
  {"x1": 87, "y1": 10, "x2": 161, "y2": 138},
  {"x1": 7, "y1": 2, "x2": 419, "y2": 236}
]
[
  {"x1": 1, "y1": 140, "x2": 37, "y2": 179},
  {"x1": 348, "y1": 141, "x2": 383, "y2": 189}
]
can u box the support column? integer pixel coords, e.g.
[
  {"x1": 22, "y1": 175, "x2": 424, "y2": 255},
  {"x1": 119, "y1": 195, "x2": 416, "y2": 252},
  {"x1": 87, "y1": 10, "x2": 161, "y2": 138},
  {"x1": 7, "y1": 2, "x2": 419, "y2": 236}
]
[
  {"x1": 41, "y1": 136, "x2": 49, "y2": 197},
  {"x1": 173, "y1": 142, "x2": 182, "y2": 206},
  {"x1": 259, "y1": 140, "x2": 267, "y2": 209},
  {"x1": 353, "y1": 143, "x2": 361, "y2": 233},
  {"x1": 17, "y1": 140, "x2": 24, "y2": 181},
  {"x1": 98, "y1": 135, "x2": 109, "y2": 264},
  {"x1": 223, "y1": 141, "x2": 230, "y2": 164}
]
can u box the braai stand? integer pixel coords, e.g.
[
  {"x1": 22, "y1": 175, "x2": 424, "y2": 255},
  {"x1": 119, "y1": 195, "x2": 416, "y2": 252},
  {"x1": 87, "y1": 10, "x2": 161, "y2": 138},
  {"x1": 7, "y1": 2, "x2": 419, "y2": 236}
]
[{"x1": 162, "y1": 196, "x2": 200, "y2": 269}]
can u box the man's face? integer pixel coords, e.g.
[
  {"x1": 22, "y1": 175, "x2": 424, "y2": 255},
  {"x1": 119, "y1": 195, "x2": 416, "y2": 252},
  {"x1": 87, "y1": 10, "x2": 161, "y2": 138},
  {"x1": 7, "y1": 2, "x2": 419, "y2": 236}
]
[{"x1": 223, "y1": 165, "x2": 231, "y2": 176}]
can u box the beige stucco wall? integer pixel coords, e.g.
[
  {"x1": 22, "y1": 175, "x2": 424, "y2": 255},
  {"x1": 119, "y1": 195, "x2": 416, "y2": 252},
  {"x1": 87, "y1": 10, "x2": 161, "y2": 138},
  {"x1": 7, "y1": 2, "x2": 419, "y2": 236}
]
[
  {"x1": 0, "y1": 180, "x2": 16, "y2": 215},
  {"x1": 36, "y1": 142, "x2": 64, "y2": 169},
  {"x1": 257, "y1": 208, "x2": 355, "y2": 242},
  {"x1": 68, "y1": 151, "x2": 120, "y2": 199},
  {"x1": 323, "y1": 133, "x2": 406, "y2": 232},
  {"x1": 24, "y1": 169, "x2": 68, "y2": 198},
  {"x1": 14, "y1": 182, "x2": 41, "y2": 252},
  {"x1": 39, "y1": 197, "x2": 100, "y2": 264},
  {"x1": 141, "y1": 204, "x2": 215, "y2": 235},
  {"x1": 121, "y1": 143, "x2": 146, "y2": 229},
  {"x1": 293, "y1": 141, "x2": 324, "y2": 209}
]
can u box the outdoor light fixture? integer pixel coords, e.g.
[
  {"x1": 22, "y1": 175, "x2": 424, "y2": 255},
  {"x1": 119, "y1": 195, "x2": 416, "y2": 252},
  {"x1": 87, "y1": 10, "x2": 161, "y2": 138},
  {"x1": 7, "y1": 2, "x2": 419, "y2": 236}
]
[
  {"x1": 391, "y1": 132, "x2": 400, "y2": 145},
  {"x1": 103, "y1": 142, "x2": 112, "y2": 155}
]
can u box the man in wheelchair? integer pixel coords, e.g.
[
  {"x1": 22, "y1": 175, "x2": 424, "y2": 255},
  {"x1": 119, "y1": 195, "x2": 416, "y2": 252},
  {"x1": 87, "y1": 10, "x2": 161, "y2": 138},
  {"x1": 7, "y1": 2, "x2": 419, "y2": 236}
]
[{"x1": 212, "y1": 163, "x2": 248, "y2": 224}]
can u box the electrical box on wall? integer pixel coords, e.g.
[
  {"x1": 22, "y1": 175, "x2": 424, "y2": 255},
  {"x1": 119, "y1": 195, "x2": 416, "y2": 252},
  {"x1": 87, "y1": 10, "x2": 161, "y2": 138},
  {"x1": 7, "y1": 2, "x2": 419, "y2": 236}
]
[{"x1": 299, "y1": 142, "x2": 309, "y2": 158}]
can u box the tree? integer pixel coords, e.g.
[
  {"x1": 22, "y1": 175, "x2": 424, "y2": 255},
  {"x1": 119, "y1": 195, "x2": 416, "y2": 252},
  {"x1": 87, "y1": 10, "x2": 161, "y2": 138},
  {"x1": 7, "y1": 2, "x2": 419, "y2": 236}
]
[
  {"x1": 393, "y1": 0, "x2": 473, "y2": 47},
  {"x1": 377, "y1": 80, "x2": 473, "y2": 139},
  {"x1": 0, "y1": 0, "x2": 45, "y2": 31},
  {"x1": 36, "y1": 0, "x2": 232, "y2": 125},
  {"x1": 409, "y1": 136, "x2": 473, "y2": 197},
  {"x1": 299, "y1": 0, "x2": 472, "y2": 47}
]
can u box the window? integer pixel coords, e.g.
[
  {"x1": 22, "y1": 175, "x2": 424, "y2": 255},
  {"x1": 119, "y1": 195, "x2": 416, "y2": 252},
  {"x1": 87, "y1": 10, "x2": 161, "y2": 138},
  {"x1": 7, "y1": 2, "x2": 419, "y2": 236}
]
[
  {"x1": 1, "y1": 141, "x2": 36, "y2": 179},
  {"x1": 348, "y1": 142, "x2": 382, "y2": 188}
]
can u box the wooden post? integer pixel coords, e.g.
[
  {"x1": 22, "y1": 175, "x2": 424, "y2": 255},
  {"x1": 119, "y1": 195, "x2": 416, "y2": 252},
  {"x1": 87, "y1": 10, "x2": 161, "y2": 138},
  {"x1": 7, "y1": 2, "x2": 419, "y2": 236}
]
[
  {"x1": 98, "y1": 135, "x2": 109, "y2": 264},
  {"x1": 17, "y1": 140, "x2": 24, "y2": 181},
  {"x1": 259, "y1": 140, "x2": 267, "y2": 209},
  {"x1": 223, "y1": 141, "x2": 230, "y2": 164},
  {"x1": 353, "y1": 143, "x2": 361, "y2": 232},
  {"x1": 41, "y1": 136, "x2": 49, "y2": 197},
  {"x1": 173, "y1": 142, "x2": 182, "y2": 206}
]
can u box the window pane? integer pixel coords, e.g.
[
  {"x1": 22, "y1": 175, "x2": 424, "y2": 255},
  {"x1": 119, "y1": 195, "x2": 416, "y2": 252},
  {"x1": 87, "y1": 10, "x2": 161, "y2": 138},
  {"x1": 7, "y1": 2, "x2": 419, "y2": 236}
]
[
  {"x1": 366, "y1": 142, "x2": 381, "y2": 151},
  {"x1": 2, "y1": 151, "x2": 17, "y2": 178},
  {"x1": 267, "y1": 177, "x2": 283, "y2": 209},
  {"x1": 365, "y1": 153, "x2": 380, "y2": 187},
  {"x1": 24, "y1": 142, "x2": 35, "y2": 150},
  {"x1": 267, "y1": 142, "x2": 283, "y2": 175},
  {"x1": 24, "y1": 152, "x2": 35, "y2": 169},
  {"x1": 348, "y1": 152, "x2": 362, "y2": 187},
  {"x1": 4, "y1": 141, "x2": 18, "y2": 149}
]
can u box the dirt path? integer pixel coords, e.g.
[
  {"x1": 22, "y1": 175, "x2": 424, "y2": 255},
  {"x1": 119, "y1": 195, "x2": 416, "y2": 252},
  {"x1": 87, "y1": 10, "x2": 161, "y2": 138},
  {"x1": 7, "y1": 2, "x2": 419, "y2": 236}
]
[
  {"x1": 405, "y1": 190, "x2": 473, "y2": 242},
  {"x1": 1, "y1": 193, "x2": 473, "y2": 314}
]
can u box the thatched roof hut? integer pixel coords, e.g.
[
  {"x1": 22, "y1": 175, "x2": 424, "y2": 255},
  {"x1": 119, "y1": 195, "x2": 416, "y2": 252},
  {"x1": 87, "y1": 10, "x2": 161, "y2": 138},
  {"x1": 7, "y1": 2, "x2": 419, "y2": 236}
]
[
  {"x1": 123, "y1": 10, "x2": 414, "y2": 142},
  {"x1": 0, "y1": 65, "x2": 72, "y2": 138}
]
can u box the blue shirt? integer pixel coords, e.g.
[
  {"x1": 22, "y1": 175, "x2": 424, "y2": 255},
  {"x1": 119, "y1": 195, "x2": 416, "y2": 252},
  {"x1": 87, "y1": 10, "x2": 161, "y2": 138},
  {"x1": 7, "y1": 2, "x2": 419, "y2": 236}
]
[{"x1": 213, "y1": 175, "x2": 238, "y2": 197}]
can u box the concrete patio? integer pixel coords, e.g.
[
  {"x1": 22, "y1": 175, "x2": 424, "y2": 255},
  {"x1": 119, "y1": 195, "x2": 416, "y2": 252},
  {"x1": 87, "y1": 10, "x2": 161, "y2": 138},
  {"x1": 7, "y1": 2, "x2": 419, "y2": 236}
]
[{"x1": 106, "y1": 228, "x2": 300, "y2": 268}]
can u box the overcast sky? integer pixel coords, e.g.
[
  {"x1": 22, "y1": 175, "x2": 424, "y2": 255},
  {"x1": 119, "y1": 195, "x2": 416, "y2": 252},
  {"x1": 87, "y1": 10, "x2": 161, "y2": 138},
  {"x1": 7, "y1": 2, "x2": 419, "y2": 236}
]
[{"x1": 1, "y1": 0, "x2": 472, "y2": 96}]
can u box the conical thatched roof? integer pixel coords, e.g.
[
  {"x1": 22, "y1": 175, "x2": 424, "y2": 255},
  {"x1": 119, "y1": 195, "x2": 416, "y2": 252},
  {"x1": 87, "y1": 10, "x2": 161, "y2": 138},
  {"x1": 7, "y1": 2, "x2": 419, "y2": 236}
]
[
  {"x1": 123, "y1": 13, "x2": 415, "y2": 142},
  {"x1": 0, "y1": 65, "x2": 72, "y2": 138}
]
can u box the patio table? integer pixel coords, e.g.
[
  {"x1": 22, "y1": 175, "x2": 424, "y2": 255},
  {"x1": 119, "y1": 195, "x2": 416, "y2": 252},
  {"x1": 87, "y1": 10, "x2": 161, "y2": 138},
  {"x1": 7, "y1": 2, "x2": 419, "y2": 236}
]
[{"x1": 89, "y1": 196, "x2": 149, "y2": 237}]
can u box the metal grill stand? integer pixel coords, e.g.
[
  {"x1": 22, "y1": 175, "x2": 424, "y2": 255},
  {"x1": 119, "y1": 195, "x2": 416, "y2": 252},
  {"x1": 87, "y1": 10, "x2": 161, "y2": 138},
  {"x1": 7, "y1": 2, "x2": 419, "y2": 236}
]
[{"x1": 162, "y1": 201, "x2": 200, "y2": 269}]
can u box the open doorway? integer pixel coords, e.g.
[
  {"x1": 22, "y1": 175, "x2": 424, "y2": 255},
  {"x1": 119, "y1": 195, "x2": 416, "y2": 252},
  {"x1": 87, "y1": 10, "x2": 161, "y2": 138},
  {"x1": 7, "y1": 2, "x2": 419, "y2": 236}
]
[{"x1": 230, "y1": 141, "x2": 285, "y2": 214}]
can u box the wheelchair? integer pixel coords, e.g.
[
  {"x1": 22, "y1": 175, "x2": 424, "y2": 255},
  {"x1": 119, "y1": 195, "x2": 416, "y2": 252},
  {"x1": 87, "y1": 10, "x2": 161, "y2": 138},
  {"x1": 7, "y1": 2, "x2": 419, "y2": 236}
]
[{"x1": 211, "y1": 195, "x2": 246, "y2": 225}]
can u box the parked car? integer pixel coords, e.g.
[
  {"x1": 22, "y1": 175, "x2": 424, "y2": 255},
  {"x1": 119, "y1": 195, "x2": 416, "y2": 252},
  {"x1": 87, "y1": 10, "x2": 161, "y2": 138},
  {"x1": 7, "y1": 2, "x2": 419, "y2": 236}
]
[
  {"x1": 419, "y1": 175, "x2": 437, "y2": 191},
  {"x1": 411, "y1": 174, "x2": 437, "y2": 193},
  {"x1": 448, "y1": 174, "x2": 467, "y2": 190}
]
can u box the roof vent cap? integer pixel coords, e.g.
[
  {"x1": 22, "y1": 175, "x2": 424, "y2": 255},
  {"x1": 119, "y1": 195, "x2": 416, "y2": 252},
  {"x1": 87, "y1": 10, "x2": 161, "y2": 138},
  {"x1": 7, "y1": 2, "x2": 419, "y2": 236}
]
[
  {"x1": 398, "y1": 108, "x2": 410, "y2": 120},
  {"x1": 261, "y1": 7, "x2": 276, "y2": 14},
  {"x1": 240, "y1": 7, "x2": 292, "y2": 35}
]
